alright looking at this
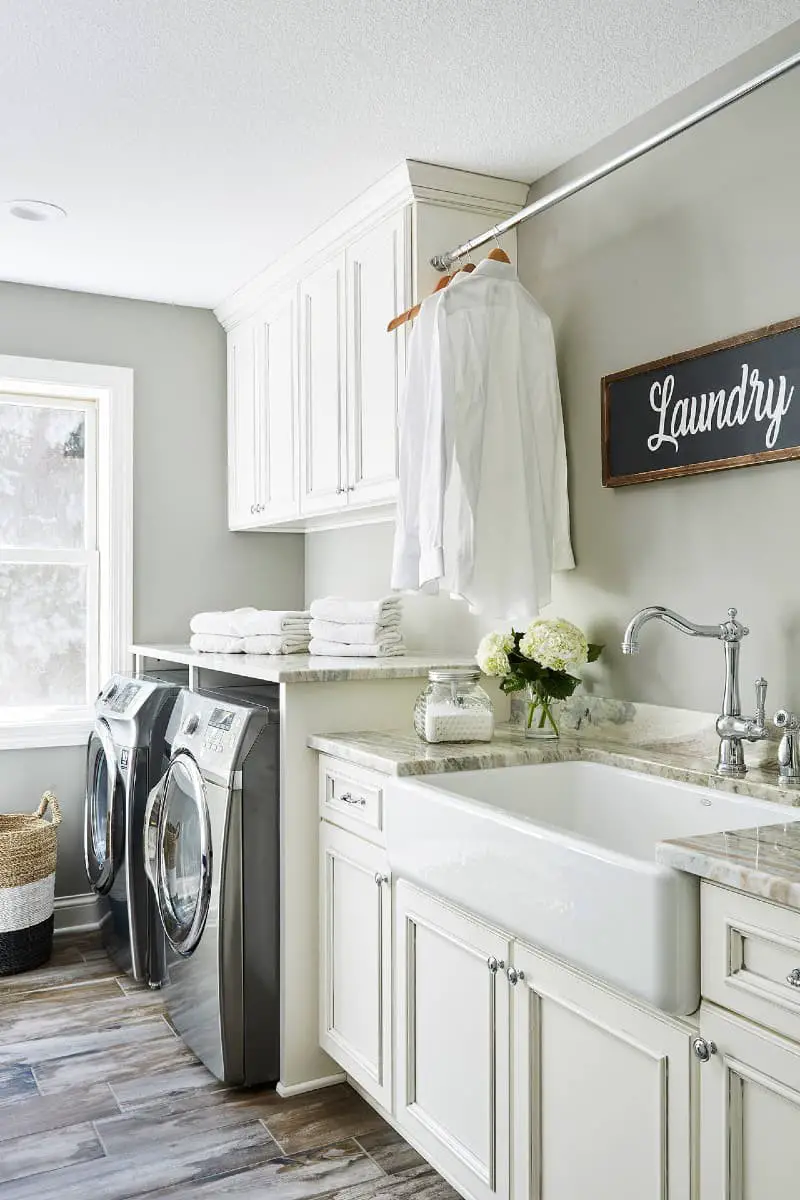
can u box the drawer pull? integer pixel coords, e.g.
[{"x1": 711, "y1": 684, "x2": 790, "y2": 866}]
[
  {"x1": 339, "y1": 791, "x2": 366, "y2": 808},
  {"x1": 692, "y1": 1037, "x2": 717, "y2": 1063},
  {"x1": 787, "y1": 969, "x2": 800, "y2": 988}
]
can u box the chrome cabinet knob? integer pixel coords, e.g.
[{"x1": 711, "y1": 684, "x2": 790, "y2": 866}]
[
  {"x1": 374, "y1": 872, "x2": 388, "y2": 887},
  {"x1": 487, "y1": 956, "x2": 506, "y2": 974},
  {"x1": 692, "y1": 1037, "x2": 717, "y2": 1062},
  {"x1": 787, "y1": 968, "x2": 800, "y2": 988},
  {"x1": 506, "y1": 966, "x2": 525, "y2": 985},
  {"x1": 250, "y1": 503, "x2": 255, "y2": 514}
]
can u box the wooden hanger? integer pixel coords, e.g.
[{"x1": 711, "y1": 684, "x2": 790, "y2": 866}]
[
  {"x1": 386, "y1": 258, "x2": 478, "y2": 333},
  {"x1": 486, "y1": 246, "x2": 511, "y2": 264},
  {"x1": 386, "y1": 272, "x2": 452, "y2": 333}
]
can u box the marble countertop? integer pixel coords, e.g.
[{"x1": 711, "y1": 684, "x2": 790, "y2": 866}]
[
  {"x1": 656, "y1": 826, "x2": 800, "y2": 911},
  {"x1": 309, "y1": 724, "x2": 800, "y2": 912},
  {"x1": 131, "y1": 643, "x2": 476, "y2": 684}
]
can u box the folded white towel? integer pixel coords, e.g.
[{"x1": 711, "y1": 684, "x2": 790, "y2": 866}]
[
  {"x1": 190, "y1": 608, "x2": 311, "y2": 637},
  {"x1": 309, "y1": 617, "x2": 402, "y2": 644},
  {"x1": 190, "y1": 633, "x2": 245, "y2": 654},
  {"x1": 237, "y1": 610, "x2": 311, "y2": 637},
  {"x1": 309, "y1": 638, "x2": 406, "y2": 658},
  {"x1": 310, "y1": 596, "x2": 403, "y2": 625},
  {"x1": 242, "y1": 635, "x2": 311, "y2": 656}
]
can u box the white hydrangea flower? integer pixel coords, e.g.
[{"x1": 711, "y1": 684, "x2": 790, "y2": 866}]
[
  {"x1": 519, "y1": 618, "x2": 588, "y2": 672},
  {"x1": 476, "y1": 630, "x2": 513, "y2": 676}
]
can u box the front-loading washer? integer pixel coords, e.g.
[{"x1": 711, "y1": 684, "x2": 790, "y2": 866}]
[
  {"x1": 85, "y1": 674, "x2": 181, "y2": 985},
  {"x1": 144, "y1": 686, "x2": 280, "y2": 1085}
]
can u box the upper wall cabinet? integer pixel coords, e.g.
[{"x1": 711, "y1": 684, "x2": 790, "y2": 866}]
[
  {"x1": 228, "y1": 291, "x2": 298, "y2": 529},
  {"x1": 217, "y1": 160, "x2": 528, "y2": 532}
]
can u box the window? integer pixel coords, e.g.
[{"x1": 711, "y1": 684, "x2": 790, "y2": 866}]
[{"x1": 0, "y1": 356, "x2": 132, "y2": 748}]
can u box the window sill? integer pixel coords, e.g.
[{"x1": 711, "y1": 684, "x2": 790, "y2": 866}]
[{"x1": 0, "y1": 708, "x2": 94, "y2": 751}]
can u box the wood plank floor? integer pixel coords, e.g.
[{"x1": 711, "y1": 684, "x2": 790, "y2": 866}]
[{"x1": 0, "y1": 933, "x2": 458, "y2": 1200}]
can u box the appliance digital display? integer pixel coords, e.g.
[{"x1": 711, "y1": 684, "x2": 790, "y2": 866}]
[
  {"x1": 209, "y1": 707, "x2": 235, "y2": 731},
  {"x1": 108, "y1": 682, "x2": 141, "y2": 713}
]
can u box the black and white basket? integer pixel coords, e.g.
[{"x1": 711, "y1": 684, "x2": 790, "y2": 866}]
[{"x1": 0, "y1": 792, "x2": 61, "y2": 976}]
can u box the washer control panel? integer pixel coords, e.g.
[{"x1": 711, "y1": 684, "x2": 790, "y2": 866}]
[{"x1": 204, "y1": 706, "x2": 237, "y2": 755}]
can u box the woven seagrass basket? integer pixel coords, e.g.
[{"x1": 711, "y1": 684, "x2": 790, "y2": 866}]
[{"x1": 0, "y1": 792, "x2": 61, "y2": 976}]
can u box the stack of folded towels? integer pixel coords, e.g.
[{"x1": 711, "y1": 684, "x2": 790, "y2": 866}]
[
  {"x1": 189, "y1": 608, "x2": 311, "y2": 655},
  {"x1": 308, "y1": 597, "x2": 405, "y2": 657}
]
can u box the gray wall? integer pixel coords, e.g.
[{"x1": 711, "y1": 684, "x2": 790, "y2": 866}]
[
  {"x1": 306, "y1": 31, "x2": 800, "y2": 712},
  {"x1": 0, "y1": 282, "x2": 305, "y2": 895},
  {"x1": 517, "y1": 64, "x2": 800, "y2": 713}
]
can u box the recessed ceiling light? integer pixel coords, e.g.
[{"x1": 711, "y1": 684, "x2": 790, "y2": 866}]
[{"x1": 5, "y1": 199, "x2": 67, "y2": 222}]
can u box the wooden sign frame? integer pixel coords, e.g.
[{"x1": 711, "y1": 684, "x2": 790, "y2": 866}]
[{"x1": 601, "y1": 316, "x2": 800, "y2": 487}]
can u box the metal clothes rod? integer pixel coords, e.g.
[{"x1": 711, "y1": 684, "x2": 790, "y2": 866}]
[{"x1": 430, "y1": 49, "x2": 800, "y2": 271}]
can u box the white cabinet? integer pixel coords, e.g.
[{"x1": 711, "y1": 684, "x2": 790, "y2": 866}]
[
  {"x1": 218, "y1": 160, "x2": 528, "y2": 530},
  {"x1": 512, "y1": 941, "x2": 692, "y2": 1200},
  {"x1": 227, "y1": 318, "x2": 259, "y2": 529},
  {"x1": 699, "y1": 1003, "x2": 800, "y2": 1198},
  {"x1": 395, "y1": 882, "x2": 511, "y2": 1200},
  {"x1": 299, "y1": 255, "x2": 348, "y2": 516},
  {"x1": 227, "y1": 294, "x2": 299, "y2": 528},
  {"x1": 319, "y1": 822, "x2": 392, "y2": 1109},
  {"x1": 345, "y1": 208, "x2": 408, "y2": 506}
]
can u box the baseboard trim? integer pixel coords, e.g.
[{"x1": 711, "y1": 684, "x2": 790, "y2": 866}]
[
  {"x1": 276, "y1": 1072, "x2": 346, "y2": 1098},
  {"x1": 53, "y1": 893, "x2": 101, "y2": 936}
]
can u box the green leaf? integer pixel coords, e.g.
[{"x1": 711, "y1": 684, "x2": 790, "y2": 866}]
[
  {"x1": 499, "y1": 675, "x2": 527, "y2": 694},
  {"x1": 540, "y1": 671, "x2": 581, "y2": 700},
  {"x1": 587, "y1": 643, "x2": 604, "y2": 663}
]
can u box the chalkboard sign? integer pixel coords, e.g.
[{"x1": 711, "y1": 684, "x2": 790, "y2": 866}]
[{"x1": 602, "y1": 317, "x2": 800, "y2": 487}]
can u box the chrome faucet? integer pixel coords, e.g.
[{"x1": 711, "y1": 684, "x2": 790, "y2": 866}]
[{"x1": 621, "y1": 606, "x2": 768, "y2": 778}]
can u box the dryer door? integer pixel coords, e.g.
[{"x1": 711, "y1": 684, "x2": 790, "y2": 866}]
[
  {"x1": 84, "y1": 721, "x2": 125, "y2": 895},
  {"x1": 154, "y1": 753, "x2": 213, "y2": 957}
]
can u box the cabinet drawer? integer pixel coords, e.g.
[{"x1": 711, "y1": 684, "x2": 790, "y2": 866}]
[
  {"x1": 702, "y1": 882, "x2": 800, "y2": 1040},
  {"x1": 319, "y1": 755, "x2": 385, "y2": 841}
]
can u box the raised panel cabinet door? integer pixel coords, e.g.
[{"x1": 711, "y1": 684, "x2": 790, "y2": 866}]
[
  {"x1": 395, "y1": 881, "x2": 511, "y2": 1200},
  {"x1": 253, "y1": 291, "x2": 299, "y2": 523},
  {"x1": 345, "y1": 208, "x2": 409, "y2": 505},
  {"x1": 227, "y1": 319, "x2": 261, "y2": 529},
  {"x1": 512, "y1": 942, "x2": 692, "y2": 1200},
  {"x1": 699, "y1": 1003, "x2": 800, "y2": 1199},
  {"x1": 319, "y1": 823, "x2": 391, "y2": 1110},
  {"x1": 299, "y1": 255, "x2": 348, "y2": 515}
]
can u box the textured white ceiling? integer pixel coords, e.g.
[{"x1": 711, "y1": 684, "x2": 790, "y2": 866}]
[{"x1": 1, "y1": 0, "x2": 797, "y2": 307}]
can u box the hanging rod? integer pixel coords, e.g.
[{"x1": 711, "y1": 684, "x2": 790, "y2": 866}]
[{"x1": 430, "y1": 49, "x2": 800, "y2": 271}]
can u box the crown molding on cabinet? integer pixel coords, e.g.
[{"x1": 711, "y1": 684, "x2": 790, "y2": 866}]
[{"x1": 214, "y1": 160, "x2": 529, "y2": 332}]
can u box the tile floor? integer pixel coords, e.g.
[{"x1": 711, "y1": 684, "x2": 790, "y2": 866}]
[{"x1": 0, "y1": 933, "x2": 457, "y2": 1199}]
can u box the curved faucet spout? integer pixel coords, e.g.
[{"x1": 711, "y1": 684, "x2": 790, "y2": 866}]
[{"x1": 621, "y1": 606, "x2": 723, "y2": 655}]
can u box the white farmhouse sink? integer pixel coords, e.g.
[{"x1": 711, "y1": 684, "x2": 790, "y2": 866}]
[{"x1": 385, "y1": 760, "x2": 795, "y2": 1014}]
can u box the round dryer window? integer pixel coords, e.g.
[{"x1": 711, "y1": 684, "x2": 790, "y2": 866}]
[
  {"x1": 85, "y1": 721, "x2": 124, "y2": 894},
  {"x1": 157, "y1": 754, "x2": 212, "y2": 955}
]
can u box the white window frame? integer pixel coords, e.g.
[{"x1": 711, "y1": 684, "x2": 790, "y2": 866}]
[{"x1": 0, "y1": 355, "x2": 133, "y2": 750}]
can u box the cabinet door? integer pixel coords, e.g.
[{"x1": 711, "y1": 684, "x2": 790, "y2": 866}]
[
  {"x1": 512, "y1": 942, "x2": 692, "y2": 1200},
  {"x1": 253, "y1": 291, "x2": 299, "y2": 523},
  {"x1": 395, "y1": 882, "x2": 511, "y2": 1200},
  {"x1": 227, "y1": 318, "x2": 261, "y2": 529},
  {"x1": 320, "y1": 823, "x2": 391, "y2": 1110},
  {"x1": 299, "y1": 255, "x2": 347, "y2": 515},
  {"x1": 699, "y1": 1003, "x2": 800, "y2": 1199},
  {"x1": 345, "y1": 209, "x2": 408, "y2": 505}
]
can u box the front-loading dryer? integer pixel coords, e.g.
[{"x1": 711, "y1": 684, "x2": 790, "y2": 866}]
[
  {"x1": 144, "y1": 687, "x2": 280, "y2": 1085},
  {"x1": 85, "y1": 674, "x2": 180, "y2": 985}
]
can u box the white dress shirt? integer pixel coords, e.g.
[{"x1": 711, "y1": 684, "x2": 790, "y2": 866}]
[{"x1": 392, "y1": 258, "x2": 574, "y2": 621}]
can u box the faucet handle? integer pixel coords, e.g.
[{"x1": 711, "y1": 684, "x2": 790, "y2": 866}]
[
  {"x1": 755, "y1": 678, "x2": 768, "y2": 725},
  {"x1": 775, "y1": 709, "x2": 800, "y2": 732}
]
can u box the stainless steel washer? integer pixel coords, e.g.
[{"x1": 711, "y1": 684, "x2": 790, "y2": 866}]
[
  {"x1": 85, "y1": 674, "x2": 180, "y2": 985},
  {"x1": 144, "y1": 687, "x2": 280, "y2": 1085}
]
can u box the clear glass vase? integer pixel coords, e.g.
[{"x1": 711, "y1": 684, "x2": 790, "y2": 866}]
[{"x1": 523, "y1": 682, "x2": 559, "y2": 740}]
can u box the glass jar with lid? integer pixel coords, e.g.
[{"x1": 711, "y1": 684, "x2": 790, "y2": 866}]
[{"x1": 413, "y1": 668, "x2": 495, "y2": 744}]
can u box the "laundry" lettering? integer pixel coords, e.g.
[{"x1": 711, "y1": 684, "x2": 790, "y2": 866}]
[{"x1": 646, "y1": 363, "x2": 795, "y2": 454}]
